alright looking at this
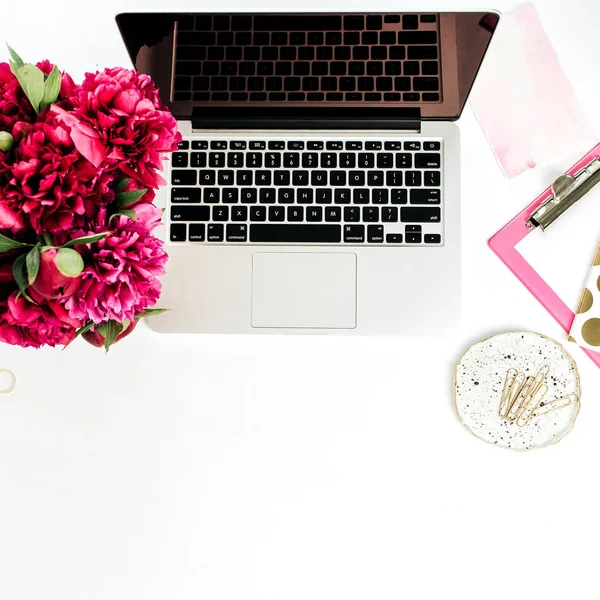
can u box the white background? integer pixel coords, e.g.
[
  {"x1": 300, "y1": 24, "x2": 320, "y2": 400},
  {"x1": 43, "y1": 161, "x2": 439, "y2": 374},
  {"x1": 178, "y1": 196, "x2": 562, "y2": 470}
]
[{"x1": 1, "y1": 0, "x2": 600, "y2": 598}]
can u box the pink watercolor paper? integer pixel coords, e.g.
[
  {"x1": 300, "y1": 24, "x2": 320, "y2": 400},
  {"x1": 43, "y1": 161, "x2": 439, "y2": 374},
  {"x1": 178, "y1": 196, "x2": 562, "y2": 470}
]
[{"x1": 470, "y1": 3, "x2": 596, "y2": 179}]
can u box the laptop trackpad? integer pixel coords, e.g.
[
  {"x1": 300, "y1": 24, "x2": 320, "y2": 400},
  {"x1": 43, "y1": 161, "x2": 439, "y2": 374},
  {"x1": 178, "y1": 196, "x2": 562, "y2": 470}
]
[{"x1": 252, "y1": 252, "x2": 357, "y2": 329}]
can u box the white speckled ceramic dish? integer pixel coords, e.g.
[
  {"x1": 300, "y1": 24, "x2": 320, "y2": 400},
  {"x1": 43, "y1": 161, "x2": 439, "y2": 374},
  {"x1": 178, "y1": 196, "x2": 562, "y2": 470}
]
[{"x1": 455, "y1": 332, "x2": 581, "y2": 451}]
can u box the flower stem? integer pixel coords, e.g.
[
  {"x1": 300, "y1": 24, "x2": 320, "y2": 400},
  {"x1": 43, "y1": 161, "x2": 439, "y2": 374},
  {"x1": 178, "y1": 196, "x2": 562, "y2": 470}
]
[{"x1": 43, "y1": 232, "x2": 53, "y2": 246}]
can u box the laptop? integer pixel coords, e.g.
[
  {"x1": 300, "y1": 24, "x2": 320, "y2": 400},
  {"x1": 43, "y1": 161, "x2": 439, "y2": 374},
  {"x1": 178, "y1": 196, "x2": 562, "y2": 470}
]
[{"x1": 116, "y1": 11, "x2": 499, "y2": 334}]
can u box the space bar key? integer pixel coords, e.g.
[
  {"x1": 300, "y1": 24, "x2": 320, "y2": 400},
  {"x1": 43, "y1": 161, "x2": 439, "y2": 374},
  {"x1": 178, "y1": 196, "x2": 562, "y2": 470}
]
[{"x1": 250, "y1": 224, "x2": 341, "y2": 243}]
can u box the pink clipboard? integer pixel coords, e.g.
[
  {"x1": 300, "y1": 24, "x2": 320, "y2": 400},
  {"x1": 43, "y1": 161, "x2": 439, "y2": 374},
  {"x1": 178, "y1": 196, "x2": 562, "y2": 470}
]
[{"x1": 489, "y1": 142, "x2": 600, "y2": 368}]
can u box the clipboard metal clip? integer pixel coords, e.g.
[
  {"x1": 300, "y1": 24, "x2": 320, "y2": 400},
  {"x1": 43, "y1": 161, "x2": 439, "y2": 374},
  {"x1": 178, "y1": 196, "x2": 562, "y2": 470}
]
[{"x1": 526, "y1": 157, "x2": 600, "y2": 231}]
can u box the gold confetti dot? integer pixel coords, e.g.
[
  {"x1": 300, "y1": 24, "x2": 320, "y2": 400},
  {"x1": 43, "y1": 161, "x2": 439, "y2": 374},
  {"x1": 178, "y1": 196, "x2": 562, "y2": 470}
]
[
  {"x1": 578, "y1": 288, "x2": 594, "y2": 313},
  {"x1": 581, "y1": 318, "x2": 600, "y2": 346}
]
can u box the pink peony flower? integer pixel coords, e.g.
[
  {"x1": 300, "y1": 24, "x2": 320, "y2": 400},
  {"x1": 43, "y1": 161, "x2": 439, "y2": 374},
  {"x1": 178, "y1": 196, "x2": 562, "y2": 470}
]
[
  {"x1": 65, "y1": 203, "x2": 167, "y2": 324},
  {"x1": 30, "y1": 247, "x2": 82, "y2": 300},
  {"x1": 0, "y1": 290, "x2": 82, "y2": 348},
  {"x1": 52, "y1": 67, "x2": 181, "y2": 187},
  {"x1": 2, "y1": 114, "x2": 99, "y2": 233}
]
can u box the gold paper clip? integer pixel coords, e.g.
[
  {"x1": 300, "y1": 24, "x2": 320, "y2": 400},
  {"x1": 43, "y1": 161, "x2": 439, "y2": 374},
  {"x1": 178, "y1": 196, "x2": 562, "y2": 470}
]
[
  {"x1": 517, "y1": 384, "x2": 549, "y2": 427},
  {"x1": 499, "y1": 368, "x2": 518, "y2": 418},
  {"x1": 532, "y1": 394, "x2": 579, "y2": 417}
]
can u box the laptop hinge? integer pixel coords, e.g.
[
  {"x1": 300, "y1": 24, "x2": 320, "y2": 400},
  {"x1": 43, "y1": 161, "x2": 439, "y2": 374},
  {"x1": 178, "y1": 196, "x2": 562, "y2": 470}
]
[{"x1": 190, "y1": 107, "x2": 421, "y2": 132}]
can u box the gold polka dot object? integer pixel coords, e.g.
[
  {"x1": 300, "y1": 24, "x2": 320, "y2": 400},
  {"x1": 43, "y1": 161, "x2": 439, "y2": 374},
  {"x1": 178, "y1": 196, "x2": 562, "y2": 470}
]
[
  {"x1": 0, "y1": 369, "x2": 16, "y2": 395},
  {"x1": 455, "y1": 332, "x2": 580, "y2": 451}
]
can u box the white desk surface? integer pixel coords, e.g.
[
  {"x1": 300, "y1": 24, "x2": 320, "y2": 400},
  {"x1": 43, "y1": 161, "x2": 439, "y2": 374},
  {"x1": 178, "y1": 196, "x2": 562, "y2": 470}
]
[{"x1": 1, "y1": 1, "x2": 600, "y2": 598}]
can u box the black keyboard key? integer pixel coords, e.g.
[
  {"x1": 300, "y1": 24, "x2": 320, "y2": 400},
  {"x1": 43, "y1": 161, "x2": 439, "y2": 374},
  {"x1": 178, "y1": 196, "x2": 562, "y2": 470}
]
[
  {"x1": 231, "y1": 15, "x2": 251, "y2": 30},
  {"x1": 394, "y1": 77, "x2": 411, "y2": 91},
  {"x1": 403, "y1": 62, "x2": 420, "y2": 76},
  {"x1": 209, "y1": 152, "x2": 226, "y2": 168},
  {"x1": 372, "y1": 189, "x2": 389, "y2": 204},
  {"x1": 292, "y1": 171, "x2": 309, "y2": 186},
  {"x1": 335, "y1": 189, "x2": 351, "y2": 204},
  {"x1": 280, "y1": 46, "x2": 296, "y2": 60},
  {"x1": 246, "y1": 153, "x2": 263, "y2": 168},
  {"x1": 316, "y1": 47, "x2": 332, "y2": 60},
  {"x1": 302, "y1": 153, "x2": 319, "y2": 168},
  {"x1": 276, "y1": 62, "x2": 292, "y2": 76},
  {"x1": 268, "y1": 141, "x2": 285, "y2": 150},
  {"x1": 384, "y1": 142, "x2": 403, "y2": 150},
  {"x1": 331, "y1": 171, "x2": 347, "y2": 186},
  {"x1": 207, "y1": 47, "x2": 225, "y2": 61},
  {"x1": 346, "y1": 92, "x2": 362, "y2": 101},
  {"x1": 294, "y1": 62, "x2": 311, "y2": 76},
  {"x1": 366, "y1": 62, "x2": 383, "y2": 76},
  {"x1": 227, "y1": 152, "x2": 244, "y2": 168},
  {"x1": 170, "y1": 223, "x2": 186, "y2": 242},
  {"x1": 274, "y1": 171, "x2": 290, "y2": 186},
  {"x1": 218, "y1": 170, "x2": 235, "y2": 186},
  {"x1": 335, "y1": 46, "x2": 351, "y2": 60},
  {"x1": 240, "y1": 189, "x2": 257, "y2": 204},
  {"x1": 271, "y1": 32, "x2": 288, "y2": 45},
  {"x1": 376, "y1": 77, "x2": 393, "y2": 91},
  {"x1": 268, "y1": 206, "x2": 285, "y2": 221},
  {"x1": 317, "y1": 189, "x2": 332, "y2": 204},
  {"x1": 349, "y1": 171, "x2": 365, "y2": 186},
  {"x1": 391, "y1": 189, "x2": 408, "y2": 204},
  {"x1": 308, "y1": 32, "x2": 324, "y2": 45},
  {"x1": 425, "y1": 171, "x2": 441, "y2": 186},
  {"x1": 424, "y1": 141, "x2": 441, "y2": 151},
  {"x1": 171, "y1": 206, "x2": 210, "y2": 222},
  {"x1": 250, "y1": 141, "x2": 267, "y2": 150},
  {"x1": 382, "y1": 206, "x2": 399, "y2": 222},
  {"x1": 175, "y1": 76, "x2": 192, "y2": 91},
  {"x1": 278, "y1": 188, "x2": 295, "y2": 203},
  {"x1": 321, "y1": 153, "x2": 338, "y2": 168},
  {"x1": 302, "y1": 77, "x2": 319, "y2": 91},
  {"x1": 358, "y1": 153, "x2": 375, "y2": 168},
  {"x1": 306, "y1": 207, "x2": 322, "y2": 222},
  {"x1": 344, "y1": 15, "x2": 364, "y2": 29},
  {"x1": 171, "y1": 188, "x2": 201, "y2": 203},
  {"x1": 344, "y1": 224, "x2": 365, "y2": 243},
  {"x1": 203, "y1": 188, "x2": 220, "y2": 203},
  {"x1": 172, "y1": 152, "x2": 188, "y2": 168},
  {"x1": 401, "y1": 207, "x2": 441, "y2": 223},
  {"x1": 226, "y1": 48, "x2": 242, "y2": 61},
  {"x1": 411, "y1": 189, "x2": 441, "y2": 205},
  {"x1": 425, "y1": 234, "x2": 442, "y2": 244},
  {"x1": 344, "y1": 31, "x2": 360, "y2": 45},
  {"x1": 406, "y1": 225, "x2": 424, "y2": 233},
  {"x1": 397, "y1": 31, "x2": 437, "y2": 45},
  {"x1": 344, "y1": 207, "x2": 360, "y2": 222},
  {"x1": 322, "y1": 77, "x2": 337, "y2": 91},
  {"x1": 287, "y1": 141, "x2": 304, "y2": 150},
  {"x1": 367, "y1": 171, "x2": 384, "y2": 186},
  {"x1": 308, "y1": 141, "x2": 324, "y2": 150},
  {"x1": 406, "y1": 233, "x2": 422, "y2": 244},
  {"x1": 297, "y1": 189, "x2": 313, "y2": 204},
  {"x1": 225, "y1": 224, "x2": 248, "y2": 242},
  {"x1": 414, "y1": 77, "x2": 440, "y2": 92},
  {"x1": 260, "y1": 189, "x2": 276, "y2": 204},
  {"x1": 213, "y1": 206, "x2": 229, "y2": 221},
  {"x1": 250, "y1": 207, "x2": 267, "y2": 222},
  {"x1": 389, "y1": 46, "x2": 406, "y2": 60},
  {"x1": 365, "y1": 93, "x2": 382, "y2": 101},
  {"x1": 380, "y1": 31, "x2": 396, "y2": 44},
  {"x1": 385, "y1": 62, "x2": 402, "y2": 76},
  {"x1": 177, "y1": 140, "x2": 190, "y2": 150},
  {"x1": 405, "y1": 141, "x2": 421, "y2": 151},
  {"x1": 363, "y1": 206, "x2": 379, "y2": 222},
  {"x1": 255, "y1": 171, "x2": 272, "y2": 186},
  {"x1": 325, "y1": 206, "x2": 341, "y2": 221},
  {"x1": 367, "y1": 15, "x2": 383, "y2": 29},
  {"x1": 326, "y1": 32, "x2": 342, "y2": 45},
  {"x1": 362, "y1": 31, "x2": 378, "y2": 44},
  {"x1": 171, "y1": 170, "x2": 196, "y2": 185},
  {"x1": 396, "y1": 153, "x2": 413, "y2": 168},
  {"x1": 207, "y1": 224, "x2": 224, "y2": 242},
  {"x1": 340, "y1": 153, "x2": 356, "y2": 168},
  {"x1": 265, "y1": 153, "x2": 281, "y2": 168},
  {"x1": 422, "y1": 61, "x2": 439, "y2": 75},
  {"x1": 371, "y1": 46, "x2": 387, "y2": 60},
  {"x1": 189, "y1": 224, "x2": 205, "y2": 242},
  {"x1": 403, "y1": 14, "x2": 419, "y2": 29},
  {"x1": 384, "y1": 14, "x2": 401, "y2": 23},
  {"x1": 386, "y1": 171, "x2": 403, "y2": 186},
  {"x1": 421, "y1": 14, "x2": 437, "y2": 23},
  {"x1": 353, "y1": 46, "x2": 369, "y2": 60},
  {"x1": 232, "y1": 206, "x2": 248, "y2": 220},
  {"x1": 415, "y1": 153, "x2": 441, "y2": 169},
  {"x1": 258, "y1": 62, "x2": 274, "y2": 76},
  {"x1": 330, "y1": 63, "x2": 347, "y2": 76},
  {"x1": 251, "y1": 224, "x2": 341, "y2": 243},
  {"x1": 349, "y1": 62, "x2": 365, "y2": 76},
  {"x1": 236, "y1": 171, "x2": 253, "y2": 185},
  {"x1": 368, "y1": 225, "x2": 384, "y2": 243},
  {"x1": 222, "y1": 189, "x2": 239, "y2": 204},
  {"x1": 376, "y1": 153, "x2": 394, "y2": 168},
  {"x1": 287, "y1": 206, "x2": 304, "y2": 222},
  {"x1": 405, "y1": 171, "x2": 422, "y2": 187},
  {"x1": 353, "y1": 189, "x2": 370, "y2": 204},
  {"x1": 250, "y1": 92, "x2": 267, "y2": 101},
  {"x1": 327, "y1": 93, "x2": 343, "y2": 101},
  {"x1": 408, "y1": 46, "x2": 438, "y2": 60},
  {"x1": 210, "y1": 140, "x2": 227, "y2": 150},
  {"x1": 386, "y1": 234, "x2": 403, "y2": 244},
  {"x1": 365, "y1": 141, "x2": 382, "y2": 150},
  {"x1": 284, "y1": 153, "x2": 300, "y2": 168}
]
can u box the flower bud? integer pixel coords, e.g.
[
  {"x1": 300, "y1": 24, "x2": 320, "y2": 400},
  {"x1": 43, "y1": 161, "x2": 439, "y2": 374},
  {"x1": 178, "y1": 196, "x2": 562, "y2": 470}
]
[
  {"x1": 0, "y1": 131, "x2": 14, "y2": 152},
  {"x1": 30, "y1": 247, "x2": 82, "y2": 300},
  {"x1": 82, "y1": 319, "x2": 138, "y2": 348}
]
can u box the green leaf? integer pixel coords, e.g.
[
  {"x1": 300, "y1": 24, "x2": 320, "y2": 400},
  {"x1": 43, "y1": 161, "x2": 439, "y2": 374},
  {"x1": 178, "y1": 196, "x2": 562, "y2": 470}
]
[
  {"x1": 25, "y1": 243, "x2": 41, "y2": 285},
  {"x1": 0, "y1": 232, "x2": 32, "y2": 254},
  {"x1": 6, "y1": 44, "x2": 24, "y2": 72},
  {"x1": 114, "y1": 188, "x2": 146, "y2": 208},
  {"x1": 14, "y1": 64, "x2": 45, "y2": 113},
  {"x1": 61, "y1": 233, "x2": 109, "y2": 248},
  {"x1": 109, "y1": 209, "x2": 136, "y2": 222},
  {"x1": 40, "y1": 65, "x2": 61, "y2": 110},
  {"x1": 12, "y1": 253, "x2": 34, "y2": 302},
  {"x1": 115, "y1": 178, "x2": 131, "y2": 193},
  {"x1": 54, "y1": 248, "x2": 84, "y2": 277},
  {"x1": 134, "y1": 308, "x2": 170, "y2": 319},
  {"x1": 63, "y1": 321, "x2": 94, "y2": 349},
  {"x1": 96, "y1": 320, "x2": 123, "y2": 352}
]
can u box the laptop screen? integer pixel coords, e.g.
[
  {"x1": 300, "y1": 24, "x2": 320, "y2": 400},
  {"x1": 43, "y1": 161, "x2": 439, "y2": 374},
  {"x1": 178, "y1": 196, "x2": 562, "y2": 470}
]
[{"x1": 116, "y1": 12, "x2": 499, "y2": 121}]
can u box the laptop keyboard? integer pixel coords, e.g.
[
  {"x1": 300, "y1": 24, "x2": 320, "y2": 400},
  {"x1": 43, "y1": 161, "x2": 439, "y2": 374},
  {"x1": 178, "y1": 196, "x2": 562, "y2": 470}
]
[
  {"x1": 173, "y1": 13, "x2": 441, "y2": 104},
  {"x1": 169, "y1": 137, "x2": 443, "y2": 245}
]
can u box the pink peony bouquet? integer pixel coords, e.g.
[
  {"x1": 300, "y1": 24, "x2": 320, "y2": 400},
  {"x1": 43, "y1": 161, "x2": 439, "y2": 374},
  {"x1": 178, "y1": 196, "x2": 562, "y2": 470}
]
[{"x1": 0, "y1": 46, "x2": 180, "y2": 350}]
